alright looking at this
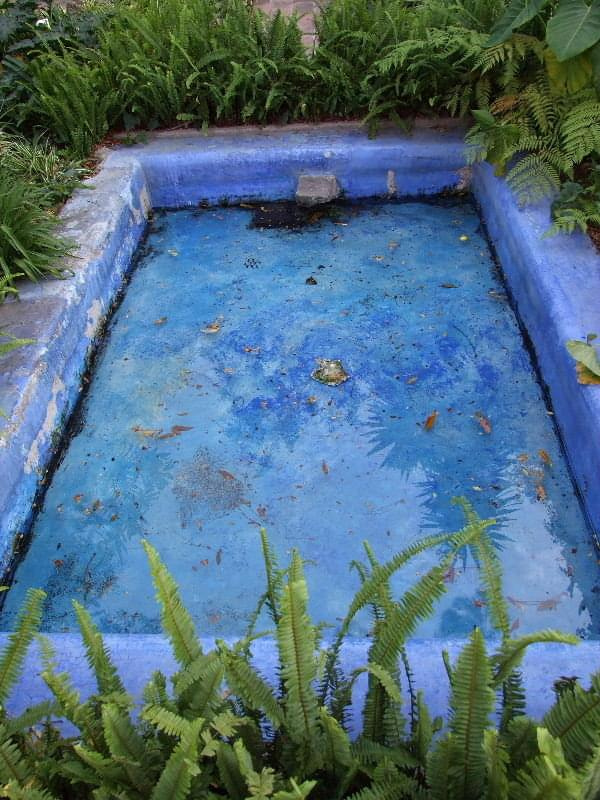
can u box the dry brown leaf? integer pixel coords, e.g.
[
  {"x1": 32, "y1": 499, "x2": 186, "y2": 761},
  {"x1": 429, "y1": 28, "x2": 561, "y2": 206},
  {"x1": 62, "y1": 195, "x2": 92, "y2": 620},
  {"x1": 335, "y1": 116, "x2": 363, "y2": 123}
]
[
  {"x1": 536, "y1": 485, "x2": 547, "y2": 502},
  {"x1": 322, "y1": 460, "x2": 329, "y2": 475},
  {"x1": 475, "y1": 411, "x2": 492, "y2": 434},
  {"x1": 154, "y1": 317, "x2": 167, "y2": 325},
  {"x1": 219, "y1": 469, "x2": 236, "y2": 481},
  {"x1": 539, "y1": 449, "x2": 553, "y2": 468},
  {"x1": 424, "y1": 411, "x2": 439, "y2": 431},
  {"x1": 576, "y1": 363, "x2": 600, "y2": 385}
]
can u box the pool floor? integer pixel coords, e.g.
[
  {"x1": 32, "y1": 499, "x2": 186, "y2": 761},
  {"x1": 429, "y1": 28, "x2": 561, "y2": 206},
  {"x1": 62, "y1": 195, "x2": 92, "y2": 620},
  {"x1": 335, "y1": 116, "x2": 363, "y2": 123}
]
[{"x1": 3, "y1": 199, "x2": 598, "y2": 638}]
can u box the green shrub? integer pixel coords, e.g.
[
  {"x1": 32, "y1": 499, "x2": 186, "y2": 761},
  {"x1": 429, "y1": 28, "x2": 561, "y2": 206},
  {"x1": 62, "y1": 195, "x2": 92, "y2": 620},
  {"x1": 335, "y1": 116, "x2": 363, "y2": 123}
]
[
  {"x1": 0, "y1": 175, "x2": 70, "y2": 291},
  {"x1": 0, "y1": 133, "x2": 87, "y2": 206},
  {"x1": 0, "y1": 501, "x2": 599, "y2": 798}
]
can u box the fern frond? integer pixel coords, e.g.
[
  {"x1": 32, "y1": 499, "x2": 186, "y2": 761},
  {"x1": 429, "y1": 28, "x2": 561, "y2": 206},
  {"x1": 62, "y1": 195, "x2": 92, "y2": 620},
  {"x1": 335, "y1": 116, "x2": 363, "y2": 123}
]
[
  {"x1": 446, "y1": 628, "x2": 494, "y2": 800},
  {"x1": 484, "y1": 728, "x2": 509, "y2": 799},
  {"x1": 561, "y1": 100, "x2": 600, "y2": 164},
  {"x1": 0, "y1": 725, "x2": 29, "y2": 785},
  {"x1": 218, "y1": 644, "x2": 284, "y2": 728},
  {"x1": 0, "y1": 589, "x2": 45, "y2": 705},
  {"x1": 73, "y1": 601, "x2": 125, "y2": 696},
  {"x1": 492, "y1": 631, "x2": 578, "y2": 686},
  {"x1": 174, "y1": 651, "x2": 225, "y2": 720},
  {"x1": 2, "y1": 783, "x2": 59, "y2": 800},
  {"x1": 143, "y1": 540, "x2": 202, "y2": 668},
  {"x1": 580, "y1": 742, "x2": 600, "y2": 800},
  {"x1": 277, "y1": 551, "x2": 322, "y2": 773},
  {"x1": 142, "y1": 705, "x2": 194, "y2": 738},
  {"x1": 150, "y1": 719, "x2": 203, "y2": 800},
  {"x1": 544, "y1": 672, "x2": 600, "y2": 767},
  {"x1": 101, "y1": 702, "x2": 146, "y2": 766}
]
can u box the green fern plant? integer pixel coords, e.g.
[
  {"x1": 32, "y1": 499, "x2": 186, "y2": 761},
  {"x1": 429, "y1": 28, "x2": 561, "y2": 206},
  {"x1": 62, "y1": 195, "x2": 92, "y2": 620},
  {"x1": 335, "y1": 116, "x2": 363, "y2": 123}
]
[{"x1": 1, "y1": 504, "x2": 600, "y2": 798}]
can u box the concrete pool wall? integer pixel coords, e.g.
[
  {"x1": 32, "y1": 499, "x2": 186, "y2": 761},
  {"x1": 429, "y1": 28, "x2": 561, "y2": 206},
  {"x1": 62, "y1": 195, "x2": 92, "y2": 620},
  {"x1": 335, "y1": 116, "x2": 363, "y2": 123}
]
[{"x1": 1, "y1": 121, "x2": 600, "y2": 718}]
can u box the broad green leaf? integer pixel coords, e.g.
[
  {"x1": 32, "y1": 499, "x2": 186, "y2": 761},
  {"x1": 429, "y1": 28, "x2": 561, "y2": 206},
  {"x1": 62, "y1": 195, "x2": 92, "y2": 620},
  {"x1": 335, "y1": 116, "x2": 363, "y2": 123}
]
[
  {"x1": 487, "y1": 0, "x2": 551, "y2": 46},
  {"x1": 545, "y1": 48, "x2": 593, "y2": 93},
  {"x1": 566, "y1": 339, "x2": 600, "y2": 378},
  {"x1": 547, "y1": 0, "x2": 600, "y2": 61}
]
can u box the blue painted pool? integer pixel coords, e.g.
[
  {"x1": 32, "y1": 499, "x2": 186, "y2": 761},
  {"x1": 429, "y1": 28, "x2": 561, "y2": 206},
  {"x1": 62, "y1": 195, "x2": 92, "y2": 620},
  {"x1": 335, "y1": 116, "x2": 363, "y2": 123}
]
[{"x1": 2, "y1": 199, "x2": 597, "y2": 638}]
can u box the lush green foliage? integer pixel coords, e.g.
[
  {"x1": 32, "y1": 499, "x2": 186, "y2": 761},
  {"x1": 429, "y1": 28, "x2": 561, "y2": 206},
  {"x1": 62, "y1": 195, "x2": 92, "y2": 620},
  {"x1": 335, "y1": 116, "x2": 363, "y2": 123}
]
[
  {"x1": 0, "y1": 504, "x2": 599, "y2": 799},
  {"x1": 0, "y1": 175, "x2": 70, "y2": 294},
  {"x1": 3, "y1": 0, "x2": 600, "y2": 296}
]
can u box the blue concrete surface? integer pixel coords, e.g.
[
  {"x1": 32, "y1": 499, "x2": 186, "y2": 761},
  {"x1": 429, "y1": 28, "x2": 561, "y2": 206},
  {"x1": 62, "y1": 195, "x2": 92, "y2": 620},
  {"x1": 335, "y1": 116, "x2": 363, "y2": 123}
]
[
  {"x1": 1, "y1": 124, "x2": 599, "y2": 722},
  {"x1": 106, "y1": 125, "x2": 469, "y2": 207},
  {"x1": 0, "y1": 633, "x2": 596, "y2": 731},
  {"x1": 2, "y1": 201, "x2": 596, "y2": 641},
  {"x1": 472, "y1": 163, "x2": 600, "y2": 537}
]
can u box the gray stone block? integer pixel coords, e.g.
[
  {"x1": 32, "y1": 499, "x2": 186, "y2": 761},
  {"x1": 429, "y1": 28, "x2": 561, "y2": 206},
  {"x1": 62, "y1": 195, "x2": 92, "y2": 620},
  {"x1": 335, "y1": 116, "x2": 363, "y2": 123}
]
[{"x1": 295, "y1": 173, "x2": 341, "y2": 206}]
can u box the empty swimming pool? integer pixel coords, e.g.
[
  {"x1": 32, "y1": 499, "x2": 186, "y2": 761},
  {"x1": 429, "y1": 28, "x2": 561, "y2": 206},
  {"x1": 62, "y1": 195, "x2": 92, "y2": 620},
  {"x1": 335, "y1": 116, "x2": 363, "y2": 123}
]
[{"x1": 2, "y1": 198, "x2": 597, "y2": 639}]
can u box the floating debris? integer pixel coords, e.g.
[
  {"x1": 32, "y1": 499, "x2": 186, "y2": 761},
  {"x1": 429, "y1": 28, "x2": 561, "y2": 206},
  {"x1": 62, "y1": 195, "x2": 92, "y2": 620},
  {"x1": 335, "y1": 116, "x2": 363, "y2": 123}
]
[
  {"x1": 424, "y1": 411, "x2": 439, "y2": 431},
  {"x1": 311, "y1": 359, "x2": 349, "y2": 386}
]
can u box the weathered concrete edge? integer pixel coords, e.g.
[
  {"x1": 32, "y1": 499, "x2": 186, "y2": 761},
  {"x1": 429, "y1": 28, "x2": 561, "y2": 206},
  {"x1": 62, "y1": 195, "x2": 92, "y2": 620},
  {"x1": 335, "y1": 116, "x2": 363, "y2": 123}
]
[
  {"x1": 104, "y1": 126, "x2": 470, "y2": 206},
  {"x1": 472, "y1": 163, "x2": 600, "y2": 536},
  {"x1": 1, "y1": 633, "x2": 597, "y2": 730},
  {"x1": 0, "y1": 164, "x2": 151, "y2": 572}
]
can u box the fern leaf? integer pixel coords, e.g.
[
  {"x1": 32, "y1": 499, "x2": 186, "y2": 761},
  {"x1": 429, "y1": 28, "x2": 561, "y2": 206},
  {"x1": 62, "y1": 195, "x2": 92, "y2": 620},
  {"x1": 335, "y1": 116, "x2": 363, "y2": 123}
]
[
  {"x1": 446, "y1": 628, "x2": 494, "y2": 800},
  {"x1": 2, "y1": 783, "x2": 59, "y2": 800},
  {"x1": 319, "y1": 708, "x2": 352, "y2": 772},
  {"x1": 216, "y1": 741, "x2": 247, "y2": 800},
  {"x1": 484, "y1": 728, "x2": 509, "y2": 799},
  {"x1": 580, "y1": 742, "x2": 600, "y2": 800},
  {"x1": 150, "y1": 718, "x2": 202, "y2": 800},
  {"x1": 492, "y1": 630, "x2": 578, "y2": 686},
  {"x1": 544, "y1": 672, "x2": 600, "y2": 767},
  {"x1": 101, "y1": 704, "x2": 147, "y2": 779},
  {"x1": 277, "y1": 551, "x2": 322, "y2": 773},
  {"x1": 174, "y1": 651, "x2": 225, "y2": 719},
  {"x1": 0, "y1": 589, "x2": 45, "y2": 704},
  {"x1": 0, "y1": 725, "x2": 29, "y2": 785},
  {"x1": 143, "y1": 540, "x2": 202, "y2": 668},
  {"x1": 142, "y1": 705, "x2": 193, "y2": 738},
  {"x1": 73, "y1": 602, "x2": 125, "y2": 696},
  {"x1": 218, "y1": 644, "x2": 284, "y2": 728},
  {"x1": 427, "y1": 735, "x2": 452, "y2": 800}
]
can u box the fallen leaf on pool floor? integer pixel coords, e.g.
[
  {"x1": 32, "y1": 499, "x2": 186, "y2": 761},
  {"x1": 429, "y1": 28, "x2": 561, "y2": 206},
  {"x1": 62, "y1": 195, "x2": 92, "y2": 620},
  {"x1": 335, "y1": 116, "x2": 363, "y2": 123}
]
[
  {"x1": 537, "y1": 595, "x2": 563, "y2": 611},
  {"x1": 73, "y1": 494, "x2": 83, "y2": 503},
  {"x1": 475, "y1": 411, "x2": 492, "y2": 434},
  {"x1": 539, "y1": 449, "x2": 553, "y2": 467},
  {"x1": 407, "y1": 375, "x2": 418, "y2": 384},
  {"x1": 536, "y1": 484, "x2": 547, "y2": 502},
  {"x1": 306, "y1": 396, "x2": 317, "y2": 405},
  {"x1": 132, "y1": 425, "x2": 162, "y2": 438},
  {"x1": 154, "y1": 317, "x2": 167, "y2": 325},
  {"x1": 157, "y1": 425, "x2": 193, "y2": 440},
  {"x1": 306, "y1": 276, "x2": 318, "y2": 285},
  {"x1": 219, "y1": 469, "x2": 236, "y2": 481},
  {"x1": 517, "y1": 453, "x2": 529, "y2": 462},
  {"x1": 202, "y1": 319, "x2": 222, "y2": 334},
  {"x1": 424, "y1": 411, "x2": 438, "y2": 431},
  {"x1": 322, "y1": 460, "x2": 329, "y2": 474},
  {"x1": 244, "y1": 345, "x2": 260, "y2": 353},
  {"x1": 459, "y1": 234, "x2": 469, "y2": 241},
  {"x1": 167, "y1": 248, "x2": 179, "y2": 257},
  {"x1": 216, "y1": 548, "x2": 223, "y2": 565},
  {"x1": 440, "y1": 283, "x2": 459, "y2": 289}
]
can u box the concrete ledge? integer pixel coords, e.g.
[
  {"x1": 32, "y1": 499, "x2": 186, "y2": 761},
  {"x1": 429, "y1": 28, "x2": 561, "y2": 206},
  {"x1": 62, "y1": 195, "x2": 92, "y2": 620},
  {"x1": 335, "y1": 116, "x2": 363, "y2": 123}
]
[
  {"x1": 104, "y1": 125, "x2": 469, "y2": 207},
  {"x1": 1, "y1": 633, "x2": 597, "y2": 729},
  {"x1": 472, "y1": 163, "x2": 600, "y2": 536},
  {"x1": 0, "y1": 163, "x2": 151, "y2": 572}
]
